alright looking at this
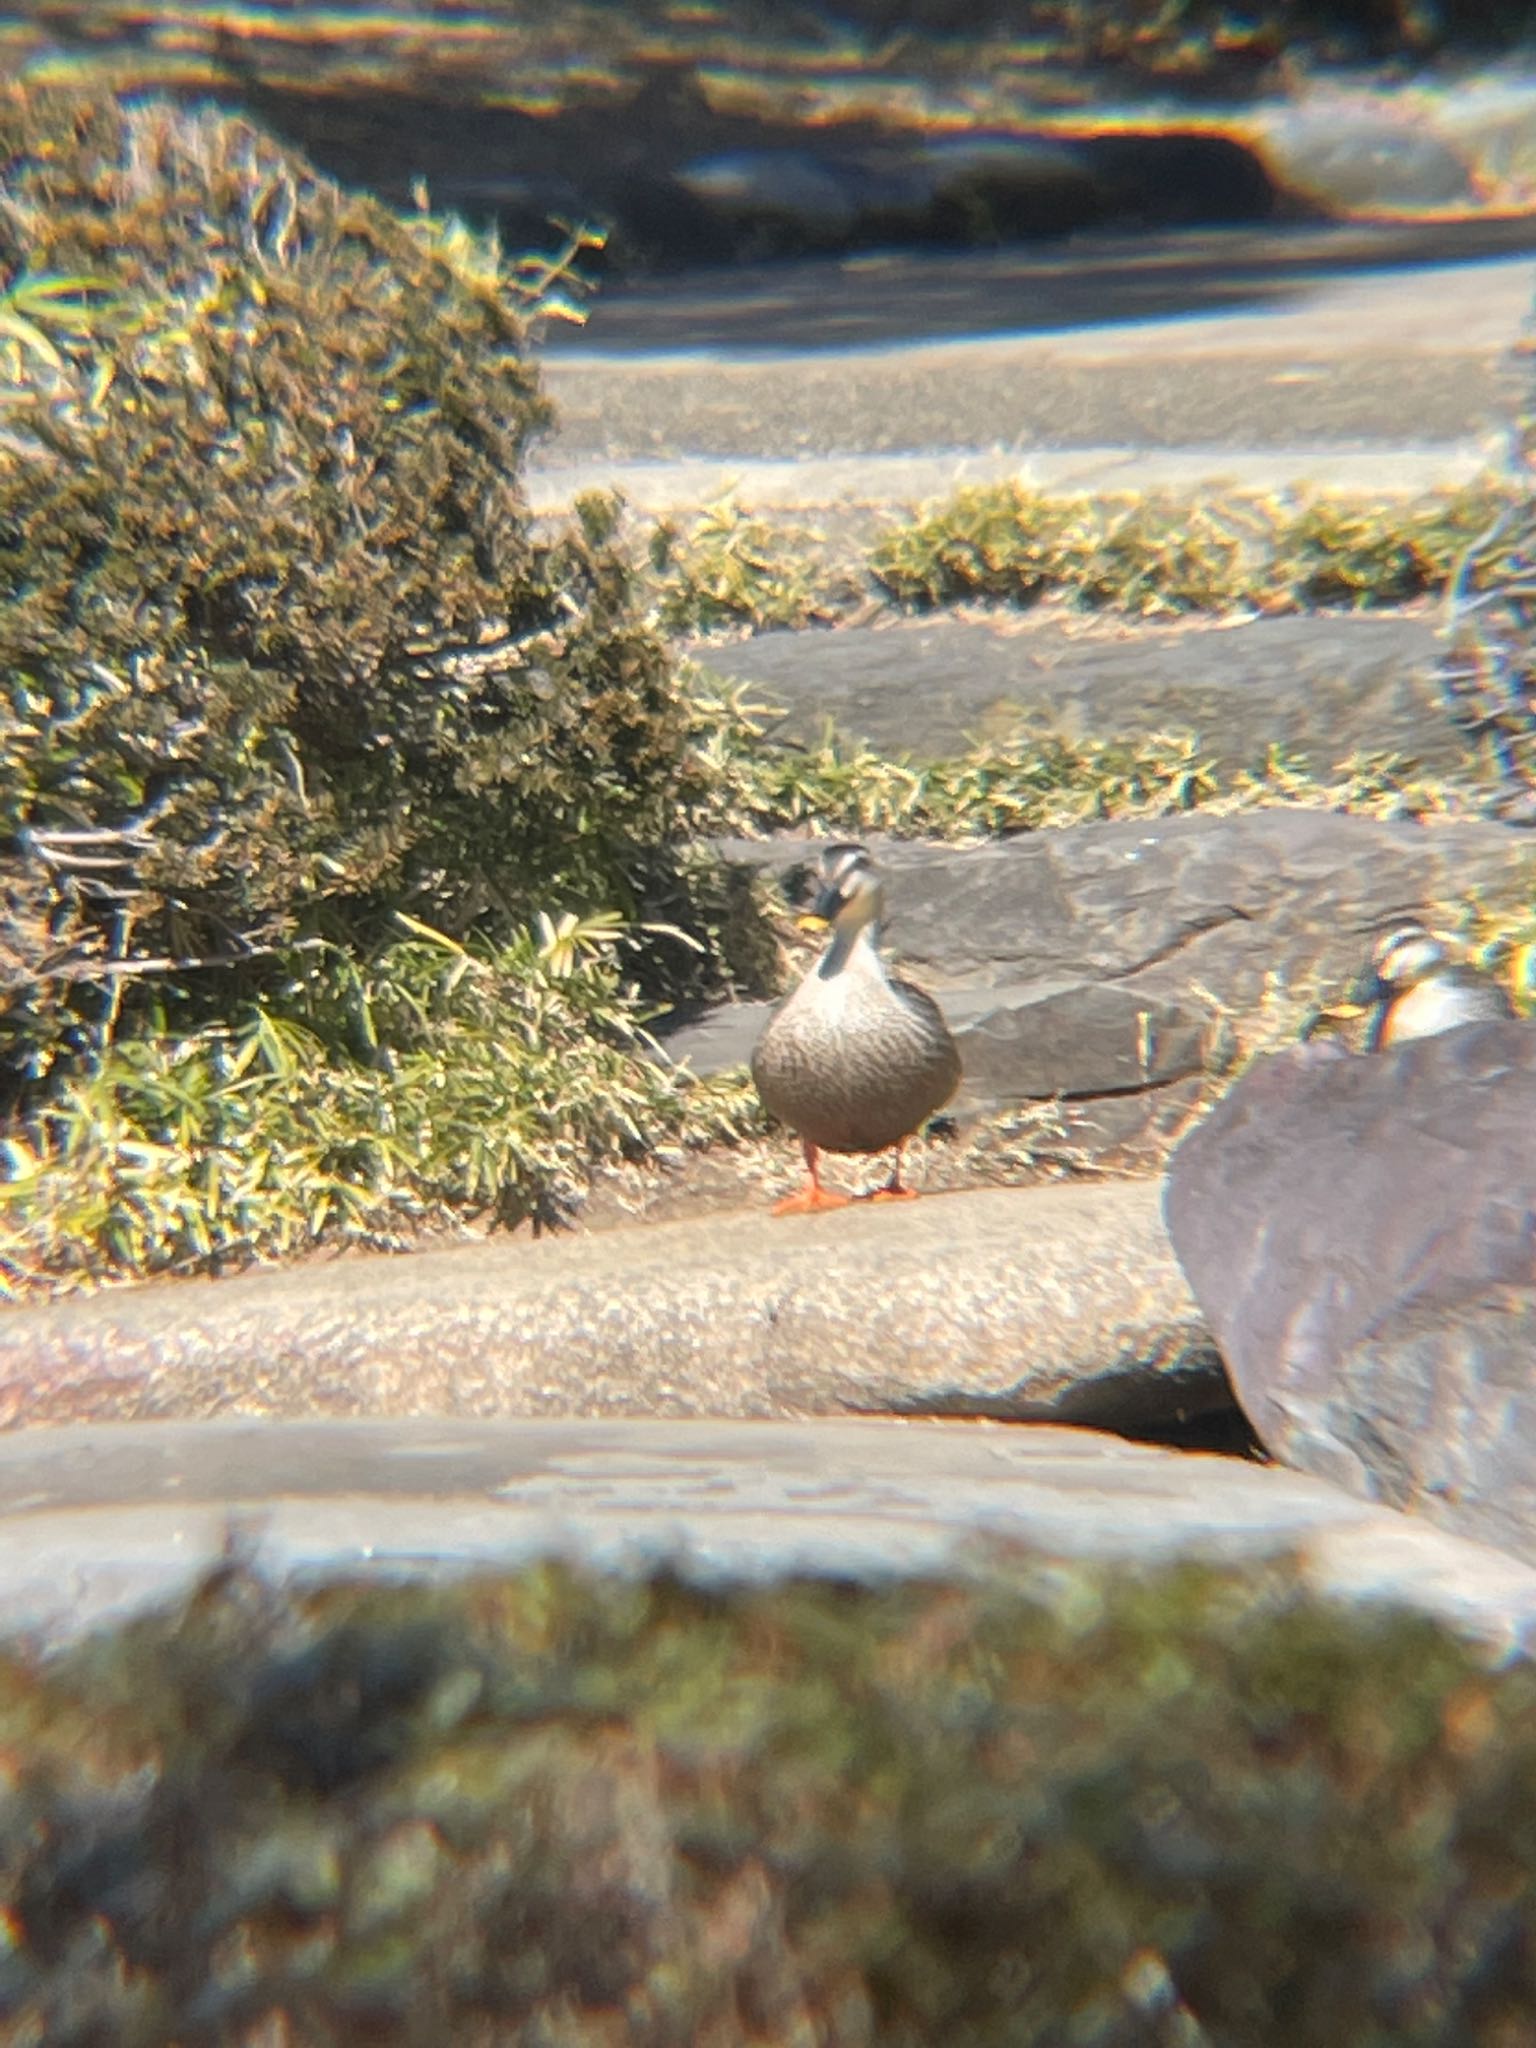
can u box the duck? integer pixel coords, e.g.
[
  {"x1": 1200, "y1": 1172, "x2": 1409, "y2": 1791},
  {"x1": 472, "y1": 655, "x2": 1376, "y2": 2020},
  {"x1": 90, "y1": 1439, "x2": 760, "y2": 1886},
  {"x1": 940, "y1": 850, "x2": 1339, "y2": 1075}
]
[
  {"x1": 1348, "y1": 919, "x2": 1515, "y2": 1050},
  {"x1": 750, "y1": 842, "x2": 961, "y2": 1215}
]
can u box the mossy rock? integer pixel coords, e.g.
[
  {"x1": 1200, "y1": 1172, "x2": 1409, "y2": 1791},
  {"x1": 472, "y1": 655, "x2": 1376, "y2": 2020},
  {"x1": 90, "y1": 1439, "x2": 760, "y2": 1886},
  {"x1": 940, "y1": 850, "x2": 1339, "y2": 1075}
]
[
  {"x1": 3, "y1": 1552, "x2": 1535, "y2": 2043},
  {"x1": 0, "y1": 91, "x2": 701, "y2": 1085}
]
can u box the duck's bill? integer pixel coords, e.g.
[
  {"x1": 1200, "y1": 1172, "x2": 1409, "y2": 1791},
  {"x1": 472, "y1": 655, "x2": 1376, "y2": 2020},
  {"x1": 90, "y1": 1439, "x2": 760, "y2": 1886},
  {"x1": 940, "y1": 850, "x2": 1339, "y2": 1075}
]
[
  {"x1": 795, "y1": 912, "x2": 830, "y2": 934},
  {"x1": 1298, "y1": 998, "x2": 1370, "y2": 1043}
]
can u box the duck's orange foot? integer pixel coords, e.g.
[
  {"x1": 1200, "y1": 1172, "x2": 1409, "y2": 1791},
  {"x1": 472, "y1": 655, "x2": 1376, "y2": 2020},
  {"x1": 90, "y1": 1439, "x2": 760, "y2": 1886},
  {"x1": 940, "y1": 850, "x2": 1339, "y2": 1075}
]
[
  {"x1": 770, "y1": 1184, "x2": 852, "y2": 1217},
  {"x1": 864, "y1": 1184, "x2": 920, "y2": 1203}
]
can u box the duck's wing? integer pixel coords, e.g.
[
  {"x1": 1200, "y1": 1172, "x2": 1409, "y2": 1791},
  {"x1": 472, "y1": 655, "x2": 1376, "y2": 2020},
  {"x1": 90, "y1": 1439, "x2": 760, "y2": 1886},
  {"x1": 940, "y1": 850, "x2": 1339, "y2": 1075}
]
[{"x1": 888, "y1": 975, "x2": 963, "y2": 1103}]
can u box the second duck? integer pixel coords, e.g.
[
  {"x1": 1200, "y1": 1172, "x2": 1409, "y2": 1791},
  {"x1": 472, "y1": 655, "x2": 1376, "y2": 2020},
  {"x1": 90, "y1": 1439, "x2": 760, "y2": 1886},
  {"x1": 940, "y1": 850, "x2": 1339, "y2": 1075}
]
[{"x1": 1354, "y1": 918, "x2": 1515, "y2": 1050}]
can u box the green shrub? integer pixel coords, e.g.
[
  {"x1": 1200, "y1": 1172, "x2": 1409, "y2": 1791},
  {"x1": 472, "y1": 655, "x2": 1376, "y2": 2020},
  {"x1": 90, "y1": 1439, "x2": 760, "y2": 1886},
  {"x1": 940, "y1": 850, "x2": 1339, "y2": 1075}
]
[
  {"x1": 0, "y1": 91, "x2": 703, "y2": 1087},
  {"x1": 3, "y1": 1551, "x2": 1535, "y2": 2044}
]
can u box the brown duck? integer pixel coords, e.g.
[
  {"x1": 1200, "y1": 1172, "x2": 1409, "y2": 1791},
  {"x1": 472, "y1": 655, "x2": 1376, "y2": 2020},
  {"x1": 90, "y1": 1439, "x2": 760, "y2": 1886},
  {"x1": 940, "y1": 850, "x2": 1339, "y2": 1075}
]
[{"x1": 751, "y1": 842, "x2": 961, "y2": 1215}]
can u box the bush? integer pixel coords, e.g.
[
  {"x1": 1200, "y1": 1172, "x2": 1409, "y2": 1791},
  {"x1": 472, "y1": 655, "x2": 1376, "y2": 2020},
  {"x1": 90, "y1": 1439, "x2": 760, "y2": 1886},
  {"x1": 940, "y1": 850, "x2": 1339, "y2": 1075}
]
[
  {"x1": 0, "y1": 91, "x2": 705, "y2": 1088},
  {"x1": 3, "y1": 1550, "x2": 1536, "y2": 2044}
]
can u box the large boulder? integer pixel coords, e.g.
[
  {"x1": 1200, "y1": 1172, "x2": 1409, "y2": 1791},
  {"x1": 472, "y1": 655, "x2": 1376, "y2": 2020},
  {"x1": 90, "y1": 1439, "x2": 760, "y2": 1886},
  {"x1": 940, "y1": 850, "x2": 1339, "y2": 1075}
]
[
  {"x1": 3, "y1": 1414, "x2": 1536, "y2": 1650},
  {"x1": 1163, "y1": 1020, "x2": 1536, "y2": 1564},
  {"x1": 7, "y1": 1416, "x2": 1536, "y2": 2045}
]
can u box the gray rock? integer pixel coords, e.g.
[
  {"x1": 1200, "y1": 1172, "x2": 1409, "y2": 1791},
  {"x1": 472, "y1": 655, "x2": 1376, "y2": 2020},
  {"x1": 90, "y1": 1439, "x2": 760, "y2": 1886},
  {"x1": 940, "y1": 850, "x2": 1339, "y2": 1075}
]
[
  {"x1": 919, "y1": 133, "x2": 1100, "y2": 233},
  {"x1": 1430, "y1": 75, "x2": 1536, "y2": 206},
  {"x1": 671, "y1": 810, "x2": 1536, "y2": 1160},
  {"x1": 673, "y1": 149, "x2": 936, "y2": 247},
  {"x1": 674, "y1": 151, "x2": 866, "y2": 244},
  {"x1": 1163, "y1": 1021, "x2": 1536, "y2": 1565},
  {"x1": 693, "y1": 612, "x2": 1465, "y2": 773},
  {"x1": 4, "y1": 1415, "x2": 1536, "y2": 1657},
  {"x1": 0, "y1": 1180, "x2": 1219, "y2": 1437},
  {"x1": 1250, "y1": 103, "x2": 1475, "y2": 212}
]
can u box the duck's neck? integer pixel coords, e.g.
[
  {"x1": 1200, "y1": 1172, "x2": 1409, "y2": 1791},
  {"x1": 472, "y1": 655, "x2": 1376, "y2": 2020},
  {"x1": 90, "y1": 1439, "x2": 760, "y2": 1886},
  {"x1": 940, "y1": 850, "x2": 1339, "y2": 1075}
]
[{"x1": 818, "y1": 920, "x2": 882, "y2": 980}]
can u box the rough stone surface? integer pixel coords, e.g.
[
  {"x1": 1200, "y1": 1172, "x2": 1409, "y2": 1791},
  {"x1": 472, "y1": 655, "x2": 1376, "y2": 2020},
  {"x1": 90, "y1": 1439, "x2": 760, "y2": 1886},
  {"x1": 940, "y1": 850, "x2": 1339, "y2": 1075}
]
[
  {"x1": 537, "y1": 235, "x2": 1534, "y2": 452},
  {"x1": 4, "y1": 1415, "x2": 1536, "y2": 1656},
  {"x1": 667, "y1": 810, "x2": 1536, "y2": 1161},
  {"x1": 0, "y1": 1181, "x2": 1219, "y2": 1436},
  {"x1": 692, "y1": 612, "x2": 1465, "y2": 773},
  {"x1": 1163, "y1": 1021, "x2": 1536, "y2": 1565},
  {"x1": 1247, "y1": 101, "x2": 1477, "y2": 211}
]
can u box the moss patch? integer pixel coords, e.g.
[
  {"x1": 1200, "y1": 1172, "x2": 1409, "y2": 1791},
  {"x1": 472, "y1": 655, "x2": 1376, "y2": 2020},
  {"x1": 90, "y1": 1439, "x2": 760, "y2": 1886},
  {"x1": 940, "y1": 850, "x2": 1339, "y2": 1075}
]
[{"x1": 2, "y1": 1551, "x2": 1535, "y2": 2044}]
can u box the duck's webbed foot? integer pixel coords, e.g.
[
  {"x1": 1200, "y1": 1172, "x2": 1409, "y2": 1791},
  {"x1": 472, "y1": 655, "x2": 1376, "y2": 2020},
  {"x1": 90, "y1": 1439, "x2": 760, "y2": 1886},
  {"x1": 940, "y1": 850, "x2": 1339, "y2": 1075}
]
[
  {"x1": 770, "y1": 1139, "x2": 851, "y2": 1217},
  {"x1": 862, "y1": 1141, "x2": 920, "y2": 1202}
]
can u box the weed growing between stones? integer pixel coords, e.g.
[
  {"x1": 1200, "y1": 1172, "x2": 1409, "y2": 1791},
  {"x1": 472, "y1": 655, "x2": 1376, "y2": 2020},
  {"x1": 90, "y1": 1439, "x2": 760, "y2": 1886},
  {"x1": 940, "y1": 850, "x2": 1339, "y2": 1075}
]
[
  {"x1": 647, "y1": 483, "x2": 1512, "y2": 635},
  {"x1": 2, "y1": 1549, "x2": 1535, "y2": 2045},
  {"x1": 871, "y1": 480, "x2": 1511, "y2": 616},
  {"x1": 691, "y1": 670, "x2": 1504, "y2": 841},
  {"x1": 647, "y1": 499, "x2": 861, "y2": 635}
]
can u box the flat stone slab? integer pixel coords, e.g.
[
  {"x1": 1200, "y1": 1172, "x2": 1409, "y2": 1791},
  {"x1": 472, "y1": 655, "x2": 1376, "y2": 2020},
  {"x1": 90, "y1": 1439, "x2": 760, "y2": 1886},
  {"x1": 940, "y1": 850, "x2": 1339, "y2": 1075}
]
[
  {"x1": 691, "y1": 611, "x2": 1462, "y2": 773},
  {"x1": 1165, "y1": 1022, "x2": 1536, "y2": 1567},
  {"x1": 528, "y1": 443, "x2": 1492, "y2": 517},
  {"x1": 0, "y1": 1180, "x2": 1217, "y2": 1437},
  {"x1": 4, "y1": 1415, "x2": 1536, "y2": 1656},
  {"x1": 537, "y1": 241, "x2": 1535, "y2": 462}
]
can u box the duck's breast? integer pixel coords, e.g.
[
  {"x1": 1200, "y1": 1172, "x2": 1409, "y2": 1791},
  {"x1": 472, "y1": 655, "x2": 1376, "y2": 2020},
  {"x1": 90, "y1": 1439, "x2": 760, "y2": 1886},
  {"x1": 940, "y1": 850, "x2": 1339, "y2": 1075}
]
[{"x1": 751, "y1": 964, "x2": 960, "y2": 1153}]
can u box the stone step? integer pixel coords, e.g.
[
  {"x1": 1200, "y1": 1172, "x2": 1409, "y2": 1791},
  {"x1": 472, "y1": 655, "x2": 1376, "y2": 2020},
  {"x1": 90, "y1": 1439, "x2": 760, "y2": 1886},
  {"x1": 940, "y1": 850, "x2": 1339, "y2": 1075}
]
[
  {"x1": 4, "y1": 1414, "x2": 1536, "y2": 1655},
  {"x1": 0, "y1": 1180, "x2": 1216, "y2": 1441},
  {"x1": 666, "y1": 810, "x2": 1536, "y2": 1165},
  {"x1": 690, "y1": 610, "x2": 1463, "y2": 773}
]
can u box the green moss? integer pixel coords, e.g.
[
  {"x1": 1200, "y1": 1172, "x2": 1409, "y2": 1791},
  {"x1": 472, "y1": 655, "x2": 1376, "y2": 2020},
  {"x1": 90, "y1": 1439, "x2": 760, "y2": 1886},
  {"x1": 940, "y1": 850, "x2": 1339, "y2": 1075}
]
[{"x1": 2, "y1": 1553, "x2": 1534, "y2": 2043}]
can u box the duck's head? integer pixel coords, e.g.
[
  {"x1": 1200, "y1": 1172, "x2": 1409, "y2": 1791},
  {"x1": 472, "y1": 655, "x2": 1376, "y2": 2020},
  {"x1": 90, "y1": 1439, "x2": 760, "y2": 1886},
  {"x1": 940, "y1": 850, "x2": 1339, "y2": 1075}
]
[
  {"x1": 806, "y1": 841, "x2": 885, "y2": 936},
  {"x1": 1357, "y1": 920, "x2": 1449, "y2": 1003}
]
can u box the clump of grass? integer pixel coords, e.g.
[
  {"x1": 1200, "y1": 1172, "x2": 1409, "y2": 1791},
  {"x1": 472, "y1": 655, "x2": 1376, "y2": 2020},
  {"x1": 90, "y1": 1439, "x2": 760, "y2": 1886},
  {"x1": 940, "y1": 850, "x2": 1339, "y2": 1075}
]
[
  {"x1": 639, "y1": 483, "x2": 1511, "y2": 638},
  {"x1": 646, "y1": 494, "x2": 857, "y2": 635},
  {"x1": 0, "y1": 912, "x2": 759, "y2": 1298},
  {"x1": 869, "y1": 480, "x2": 1509, "y2": 616},
  {"x1": 690, "y1": 673, "x2": 1500, "y2": 843}
]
